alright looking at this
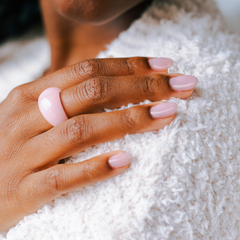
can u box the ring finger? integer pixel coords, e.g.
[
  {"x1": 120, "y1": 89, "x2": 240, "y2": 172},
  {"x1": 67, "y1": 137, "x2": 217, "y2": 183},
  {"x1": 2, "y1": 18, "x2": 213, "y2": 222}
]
[{"x1": 28, "y1": 101, "x2": 177, "y2": 169}]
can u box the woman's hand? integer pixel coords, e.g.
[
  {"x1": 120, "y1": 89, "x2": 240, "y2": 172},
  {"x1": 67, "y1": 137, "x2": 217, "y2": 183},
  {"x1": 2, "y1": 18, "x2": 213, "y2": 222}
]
[{"x1": 0, "y1": 57, "x2": 197, "y2": 231}]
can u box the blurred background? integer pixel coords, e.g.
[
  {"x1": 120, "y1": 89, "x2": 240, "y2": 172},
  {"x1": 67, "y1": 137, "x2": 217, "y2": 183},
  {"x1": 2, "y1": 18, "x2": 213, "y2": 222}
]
[
  {"x1": 0, "y1": 0, "x2": 42, "y2": 44},
  {"x1": 214, "y1": 0, "x2": 240, "y2": 34},
  {"x1": 0, "y1": 0, "x2": 239, "y2": 44}
]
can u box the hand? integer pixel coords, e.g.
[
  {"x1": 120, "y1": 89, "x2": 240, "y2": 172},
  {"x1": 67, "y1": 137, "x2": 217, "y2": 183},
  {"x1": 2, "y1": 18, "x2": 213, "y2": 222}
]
[{"x1": 0, "y1": 57, "x2": 197, "y2": 231}]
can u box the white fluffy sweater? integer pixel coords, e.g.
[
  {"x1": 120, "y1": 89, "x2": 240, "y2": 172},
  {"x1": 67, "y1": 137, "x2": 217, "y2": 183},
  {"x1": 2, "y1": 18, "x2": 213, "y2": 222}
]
[{"x1": 1, "y1": 0, "x2": 240, "y2": 239}]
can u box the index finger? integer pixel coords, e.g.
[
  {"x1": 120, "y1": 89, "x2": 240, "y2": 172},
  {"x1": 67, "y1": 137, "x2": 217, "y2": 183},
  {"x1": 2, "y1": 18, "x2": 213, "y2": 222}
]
[{"x1": 26, "y1": 57, "x2": 173, "y2": 99}]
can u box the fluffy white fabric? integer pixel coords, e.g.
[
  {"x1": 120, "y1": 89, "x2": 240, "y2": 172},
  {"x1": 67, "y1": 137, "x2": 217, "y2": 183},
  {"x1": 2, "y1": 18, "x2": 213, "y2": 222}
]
[{"x1": 1, "y1": 0, "x2": 240, "y2": 239}]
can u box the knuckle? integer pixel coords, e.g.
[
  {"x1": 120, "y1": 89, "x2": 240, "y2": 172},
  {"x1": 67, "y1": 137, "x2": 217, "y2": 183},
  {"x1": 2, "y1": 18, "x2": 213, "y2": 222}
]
[
  {"x1": 126, "y1": 57, "x2": 149, "y2": 74},
  {"x1": 141, "y1": 75, "x2": 158, "y2": 97},
  {"x1": 72, "y1": 59, "x2": 100, "y2": 79},
  {"x1": 126, "y1": 58, "x2": 137, "y2": 74},
  {"x1": 82, "y1": 77, "x2": 109, "y2": 103},
  {"x1": 45, "y1": 167, "x2": 63, "y2": 193},
  {"x1": 8, "y1": 85, "x2": 28, "y2": 104},
  {"x1": 80, "y1": 162, "x2": 95, "y2": 184},
  {"x1": 63, "y1": 116, "x2": 89, "y2": 144},
  {"x1": 141, "y1": 74, "x2": 172, "y2": 99},
  {"x1": 120, "y1": 108, "x2": 140, "y2": 131}
]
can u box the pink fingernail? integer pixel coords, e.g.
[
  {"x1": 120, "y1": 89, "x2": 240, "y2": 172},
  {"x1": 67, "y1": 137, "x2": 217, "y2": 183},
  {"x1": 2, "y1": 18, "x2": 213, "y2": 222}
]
[
  {"x1": 150, "y1": 102, "x2": 178, "y2": 119},
  {"x1": 148, "y1": 58, "x2": 174, "y2": 71},
  {"x1": 108, "y1": 153, "x2": 132, "y2": 169},
  {"x1": 170, "y1": 75, "x2": 198, "y2": 91}
]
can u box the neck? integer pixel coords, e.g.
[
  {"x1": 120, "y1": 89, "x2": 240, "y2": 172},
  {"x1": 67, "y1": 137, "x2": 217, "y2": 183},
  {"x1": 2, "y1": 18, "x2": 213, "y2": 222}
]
[{"x1": 40, "y1": 0, "x2": 152, "y2": 73}]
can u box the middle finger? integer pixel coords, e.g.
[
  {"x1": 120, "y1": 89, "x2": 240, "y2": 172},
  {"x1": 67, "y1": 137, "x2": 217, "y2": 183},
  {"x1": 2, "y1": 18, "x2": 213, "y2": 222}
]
[
  {"x1": 34, "y1": 73, "x2": 197, "y2": 133},
  {"x1": 60, "y1": 73, "x2": 197, "y2": 117}
]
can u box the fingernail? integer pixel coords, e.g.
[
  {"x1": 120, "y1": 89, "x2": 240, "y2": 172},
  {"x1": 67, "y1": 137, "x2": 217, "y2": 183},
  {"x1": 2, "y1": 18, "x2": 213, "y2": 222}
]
[
  {"x1": 148, "y1": 58, "x2": 174, "y2": 71},
  {"x1": 108, "y1": 153, "x2": 132, "y2": 169},
  {"x1": 170, "y1": 75, "x2": 198, "y2": 91},
  {"x1": 150, "y1": 102, "x2": 178, "y2": 119}
]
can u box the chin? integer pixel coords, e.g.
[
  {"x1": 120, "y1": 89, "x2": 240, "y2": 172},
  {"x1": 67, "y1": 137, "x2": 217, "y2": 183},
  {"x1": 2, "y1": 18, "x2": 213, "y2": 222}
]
[{"x1": 51, "y1": 0, "x2": 123, "y2": 25}]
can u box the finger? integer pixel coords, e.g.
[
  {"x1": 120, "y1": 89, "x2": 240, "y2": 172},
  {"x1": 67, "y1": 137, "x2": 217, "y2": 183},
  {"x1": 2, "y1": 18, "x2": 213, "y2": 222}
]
[
  {"x1": 25, "y1": 57, "x2": 173, "y2": 99},
  {"x1": 19, "y1": 151, "x2": 131, "y2": 213},
  {"x1": 28, "y1": 101, "x2": 177, "y2": 169},
  {"x1": 60, "y1": 73, "x2": 196, "y2": 117},
  {"x1": 26, "y1": 72, "x2": 193, "y2": 134}
]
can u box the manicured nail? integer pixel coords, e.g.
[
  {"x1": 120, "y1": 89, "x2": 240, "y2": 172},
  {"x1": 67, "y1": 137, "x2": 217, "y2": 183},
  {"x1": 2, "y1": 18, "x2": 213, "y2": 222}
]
[
  {"x1": 150, "y1": 102, "x2": 177, "y2": 119},
  {"x1": 148, "y1": 58, "x2": 174, "y2": 71},
  {"x1": 108, "y1": 153, "x2": 132, "y2": 169},
  {"x1": 170, "y1": 75, "x2": 198, "y2": 91}
]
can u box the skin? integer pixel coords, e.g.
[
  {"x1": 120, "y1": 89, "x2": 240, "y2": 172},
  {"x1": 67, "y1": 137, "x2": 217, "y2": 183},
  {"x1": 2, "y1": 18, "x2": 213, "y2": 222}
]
[
  {"x1": 0, "y1": 0, "x2": 196, "y2": 232},
  {"x1": 40, "y1": 0, "x2": 153, "y2": 72}
]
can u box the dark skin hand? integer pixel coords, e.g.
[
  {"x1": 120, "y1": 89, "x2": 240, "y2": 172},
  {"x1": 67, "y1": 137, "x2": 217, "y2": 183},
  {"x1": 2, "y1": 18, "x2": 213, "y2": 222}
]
[
  {"x1": 0, "y1": 0, "x2": 198, "y2": 231},
  {"x1": 0, "y1": 57, "x2": 196, "y2": 231}
]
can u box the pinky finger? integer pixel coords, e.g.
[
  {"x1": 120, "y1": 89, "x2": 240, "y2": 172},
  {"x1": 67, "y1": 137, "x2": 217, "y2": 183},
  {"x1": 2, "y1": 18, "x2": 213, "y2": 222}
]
[{"x1": 19, "y1": 151, "x2": 131, "y2": 211}]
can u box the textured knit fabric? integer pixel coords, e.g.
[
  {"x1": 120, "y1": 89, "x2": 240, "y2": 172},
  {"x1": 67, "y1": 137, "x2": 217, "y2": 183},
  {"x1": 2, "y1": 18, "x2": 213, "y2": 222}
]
[{"x1": 1, "y1": 0, "x2": 240, "y2": 239}]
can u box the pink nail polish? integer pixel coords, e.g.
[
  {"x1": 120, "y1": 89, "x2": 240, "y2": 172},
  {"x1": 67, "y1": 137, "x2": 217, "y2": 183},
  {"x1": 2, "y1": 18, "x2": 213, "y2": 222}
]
[
  {"x1": 108, "y1": 153, "x2": 131, "y2": 169},
  {"x1": 150, "y1": 102, "x2": 178, "y2": 119},
  {"x1": 170, "y1": 75, "x2": 198, "y2": 91},
  {"x1": 148, "y1": 58, "x2": 174, "y2": 71}
]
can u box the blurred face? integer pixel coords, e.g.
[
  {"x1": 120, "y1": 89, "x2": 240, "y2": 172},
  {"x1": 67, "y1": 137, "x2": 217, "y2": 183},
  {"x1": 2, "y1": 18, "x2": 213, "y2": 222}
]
[{"x1": 50, "y1": 0, "x2": 145, "y2": 25}]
